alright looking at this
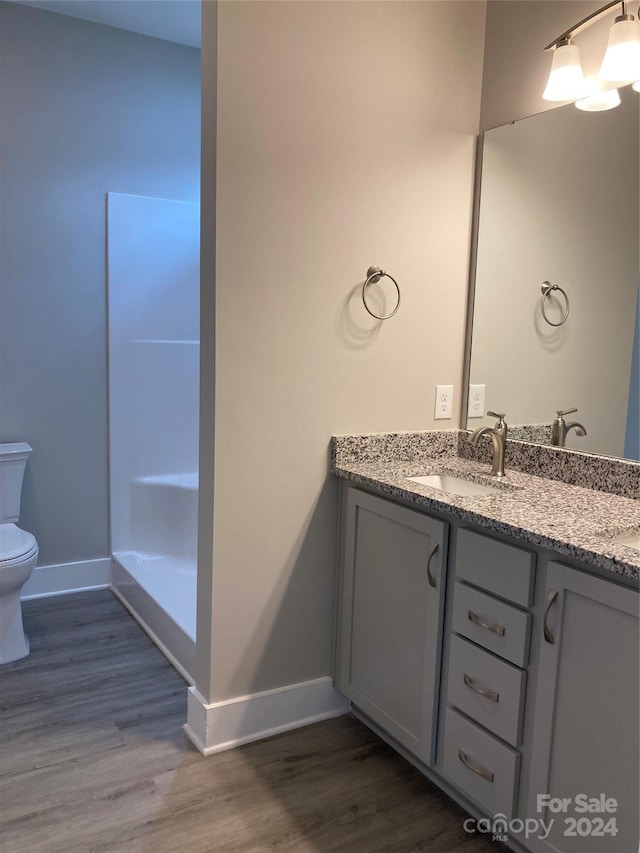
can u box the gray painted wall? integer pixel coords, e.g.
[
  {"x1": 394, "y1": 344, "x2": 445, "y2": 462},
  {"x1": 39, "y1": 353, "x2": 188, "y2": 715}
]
[
  {"x1": 0, "y1": 2, "x2": 200, "y2": 565},
  {"x1": 199, "y1": 0, "x2": 486, "y2": 703}
]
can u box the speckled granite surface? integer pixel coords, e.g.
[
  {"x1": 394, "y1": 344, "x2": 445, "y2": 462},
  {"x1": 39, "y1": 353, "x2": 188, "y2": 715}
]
[
  {"x1": 459, "y1": 433, "x2": 640, "y2": 500},
  {"x1": 331, "y1": 431, "x2": 459, "y2": 467},
  {"x1": 332, "y1": 429, "x2": 639, "y2": 499},
  {"x1": 507, "y1": 423, "x2": 553, "y2": 444},
  {"x1": 331, "y1": 431, "x2": 640, "y2": 583}
]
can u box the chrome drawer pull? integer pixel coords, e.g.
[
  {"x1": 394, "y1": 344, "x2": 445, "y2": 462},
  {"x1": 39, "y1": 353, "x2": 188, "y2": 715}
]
[
  {"x1": 544, "y1": 589, "x2": 559, "y2": 644},
  {"x1": 427, "y1": 543, "x2": 439, "y2": 588},
  {"x1": 467, "y1": 610, "x2": 505, "y2": 637},
  {"x1": 458, "y1": 749, "x2": 495, "y2": 782},
  {"x1": 463, "y1": 673, "x2": 500, "y2": 703}
]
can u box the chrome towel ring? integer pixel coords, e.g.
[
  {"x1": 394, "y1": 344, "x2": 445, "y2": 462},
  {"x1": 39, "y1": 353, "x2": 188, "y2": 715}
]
[
  {"x1": 362, "y1": 266, "x2": 401, "y2": 320},
  {"x1": 540, "y1": 281, "x2": 570, "y2": 327}
]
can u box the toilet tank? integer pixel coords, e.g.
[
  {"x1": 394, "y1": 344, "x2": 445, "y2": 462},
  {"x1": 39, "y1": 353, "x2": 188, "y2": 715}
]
[{"x1": 0, "y1": 443, "x2": 32, "y2": 524}]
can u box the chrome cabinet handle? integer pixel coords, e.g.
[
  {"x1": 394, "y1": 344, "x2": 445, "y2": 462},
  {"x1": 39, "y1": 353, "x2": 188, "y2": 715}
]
[
  {"x1": 467, "y1": 610, "x2": 505, "y2": 637},
  {"x1": 544, "y1": 589, "x2": 559, "y2": 644},
  {"x1": 458, "y1": 749, "x2": 494, "y2": 782},
  {"x1": 463, "y1": 673, "x2": 500, "y2": 703},
  {"x1": 427, "y1": 543, "x2": 439, "y2": 588}
]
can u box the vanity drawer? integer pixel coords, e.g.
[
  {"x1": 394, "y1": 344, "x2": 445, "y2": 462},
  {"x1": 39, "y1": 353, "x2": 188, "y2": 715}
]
[
  {"x1": 452, "y1": 583, "x2": 531, "y2": 667},
  {"x1": 447, "y1": 634, "x2": 526, "y2": 747},
  {"x1": 441, "y1": 708, "x2": 520, "y2": 819},
  {"x1": 455, "y1": 528, "x2": 535, "y2": 607}
]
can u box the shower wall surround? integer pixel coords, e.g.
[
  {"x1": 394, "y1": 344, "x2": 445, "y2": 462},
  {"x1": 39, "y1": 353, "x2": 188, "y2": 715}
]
[{"x1": 108, "y1": 193, "x2": 200, "y2": 552}]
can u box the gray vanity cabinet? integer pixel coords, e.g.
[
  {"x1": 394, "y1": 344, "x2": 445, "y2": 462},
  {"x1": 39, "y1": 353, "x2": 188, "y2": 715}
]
[
  {"x1": 335, "y1": 487, "x2": 448, "y2": 766},
  {"x1": 526, "y1": 561, "x2": 640, "y2": 853},
  {"x1": 334, "y1": 483, "x2": 640, "y2": 853}
]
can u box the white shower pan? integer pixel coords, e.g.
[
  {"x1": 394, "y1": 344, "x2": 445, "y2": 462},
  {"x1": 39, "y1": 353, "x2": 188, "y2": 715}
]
[{"x1": 111, "y1": 472, "x2": 198, "y2": 683}]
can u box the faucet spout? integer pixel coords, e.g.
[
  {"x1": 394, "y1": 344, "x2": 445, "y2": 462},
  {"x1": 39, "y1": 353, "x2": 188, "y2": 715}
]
[
  {"x1": 565, "y1": 421, "x2": 587, "y2": 438},
  {"x1": 469, "y1": 425, "x2": 494, "y2": 444}
]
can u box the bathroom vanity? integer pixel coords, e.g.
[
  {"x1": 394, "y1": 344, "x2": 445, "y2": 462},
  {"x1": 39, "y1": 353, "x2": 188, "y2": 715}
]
[{"x1": 332, "y1": 432, "x2": 640, "y2": 853}]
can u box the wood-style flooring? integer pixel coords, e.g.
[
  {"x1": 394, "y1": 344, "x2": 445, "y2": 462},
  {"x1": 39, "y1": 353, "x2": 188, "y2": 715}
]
[{"x1": 0, "y1": 590, "x2": 506, "y2": 852}]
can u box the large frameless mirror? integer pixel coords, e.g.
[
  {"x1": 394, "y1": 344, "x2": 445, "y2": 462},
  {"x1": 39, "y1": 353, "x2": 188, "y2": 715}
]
[{"x1": 463, "y1": 85, "x2": 639, "y2": 460}]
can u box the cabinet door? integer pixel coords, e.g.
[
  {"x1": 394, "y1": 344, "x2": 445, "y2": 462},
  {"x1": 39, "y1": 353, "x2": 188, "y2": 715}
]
[
  {"x1": 527, "y1": 562, "x2": 639, "y2": 853},
  {"x1": 336, "y1": 488, "x2": 447, "y2": 765}
]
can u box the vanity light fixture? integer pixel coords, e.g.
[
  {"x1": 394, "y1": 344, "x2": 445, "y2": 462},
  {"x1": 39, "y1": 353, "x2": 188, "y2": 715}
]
[
  {"x1": 599, "y1": 6, "x2": 640, "y2": 80},
  {"x1": 543, "y1": 0, "x2": 640, "y2": 109},
  {"x1": 542, "y1": 40, "x2": 589, "y2": 101}
]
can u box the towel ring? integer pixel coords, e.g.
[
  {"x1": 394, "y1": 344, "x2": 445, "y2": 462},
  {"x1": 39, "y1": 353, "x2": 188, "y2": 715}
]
[
  {"x1": 362, "y1": 266, "x2": 401, "y2": 320},
  {"x1": 540, "y1": 281, "x2": 570, "y2": 327}
]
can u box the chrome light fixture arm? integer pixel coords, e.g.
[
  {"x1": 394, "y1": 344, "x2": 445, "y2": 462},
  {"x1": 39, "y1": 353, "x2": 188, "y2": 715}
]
[{"x1": 544, "y1": 0, "x2": 625, "y2": 51}]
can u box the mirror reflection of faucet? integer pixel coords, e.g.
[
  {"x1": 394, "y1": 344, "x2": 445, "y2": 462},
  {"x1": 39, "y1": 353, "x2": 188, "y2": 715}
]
[
  {"x1": 552, "y1": 408, "x2": 587, "y2": 447},
  {"x1": 470, "y1": 411, "x2": 508, "y2": 477}
]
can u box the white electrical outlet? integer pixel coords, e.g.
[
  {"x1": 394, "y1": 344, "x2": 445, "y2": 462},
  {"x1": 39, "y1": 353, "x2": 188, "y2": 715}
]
[
  {"x1": 467, "y1": 384, "x2": 486, "y2": 419},
  {"x1": 434, "y1": 385, "x2": 454, "y2": 420}
]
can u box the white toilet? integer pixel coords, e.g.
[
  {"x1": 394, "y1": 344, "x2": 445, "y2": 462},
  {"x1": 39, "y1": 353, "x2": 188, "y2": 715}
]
[{"x1": 0, "y1": 443, "x2": 38, "y2": 664}]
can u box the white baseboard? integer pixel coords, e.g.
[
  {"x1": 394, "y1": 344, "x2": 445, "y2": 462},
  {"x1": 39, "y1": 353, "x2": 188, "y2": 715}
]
[
  {"x1": 21, "y1": 557, "x2": 111, "y2": 599},
  {"x1": 184, "y1": 676, "x2": 351, "y2": 756}
]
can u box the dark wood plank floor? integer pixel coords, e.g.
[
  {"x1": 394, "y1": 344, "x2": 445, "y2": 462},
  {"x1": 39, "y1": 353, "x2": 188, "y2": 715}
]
[{"x1": 0, "y1": 590, "x2": 506, "y2": 852}]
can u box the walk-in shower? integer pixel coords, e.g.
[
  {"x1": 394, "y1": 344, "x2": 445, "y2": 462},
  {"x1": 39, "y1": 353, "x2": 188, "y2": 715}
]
[{"x1": 107, "y1": 193, "x2": 199, "y2": 681}]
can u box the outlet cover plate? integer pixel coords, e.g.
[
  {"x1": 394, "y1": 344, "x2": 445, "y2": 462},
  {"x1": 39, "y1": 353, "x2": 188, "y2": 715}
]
[
  {"x1": 435, "y1": 385, "x2": 453, "y2": 420},
  {"x1": 468, "y1": 384, "x2": 486, "y2": 419}
]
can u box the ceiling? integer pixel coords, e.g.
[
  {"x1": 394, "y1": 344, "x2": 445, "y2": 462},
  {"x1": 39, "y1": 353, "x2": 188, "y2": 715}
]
[{"x1": 11, "y1": 0, "x2": 201, "y2": 48}]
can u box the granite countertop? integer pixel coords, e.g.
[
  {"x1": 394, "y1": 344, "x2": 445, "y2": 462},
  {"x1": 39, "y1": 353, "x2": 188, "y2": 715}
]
[{"x1": 332, "y1": 447, "x2": 640, "y2": 585}]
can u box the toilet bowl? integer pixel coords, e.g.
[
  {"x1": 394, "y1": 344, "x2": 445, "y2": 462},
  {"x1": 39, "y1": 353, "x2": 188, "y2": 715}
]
[
  {"x1": 0, "y1": 524, "x2": 38, "y2": 663},
  {"x1": 0, "y1": 443, "x2": 38, "y2": 664}
]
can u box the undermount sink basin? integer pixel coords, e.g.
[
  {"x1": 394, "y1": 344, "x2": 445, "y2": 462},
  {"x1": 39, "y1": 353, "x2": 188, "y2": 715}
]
[
  {"x1": 612, "y1": 531, "x2": 640, "y2": 551},
  {"x1": 407, "y1": 474, "x2": 504, "y2": 498}
]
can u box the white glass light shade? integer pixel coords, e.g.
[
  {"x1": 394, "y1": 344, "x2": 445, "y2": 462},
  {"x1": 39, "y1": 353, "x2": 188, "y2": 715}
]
[
  {"x1": 598, "y1": 18, "x2": 640, "y2": 82},
  {"x1": 575, "y1": 87, "x2": 621, "y2": 111},
  {"x1": 543, "y1": 43, "x2": 589, "y2": 101},
  {"x1": 633, "y1": 79, "x2": 640, "y2": 92}
]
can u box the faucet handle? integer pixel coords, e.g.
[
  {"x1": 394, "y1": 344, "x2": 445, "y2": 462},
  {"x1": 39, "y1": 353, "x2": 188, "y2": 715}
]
[
  {"x1": 487, "y1": 411, "x2": 506, "y2": 421},
  {"x1": 556, "y1": 407, "x2": 577, "y2": 417}
]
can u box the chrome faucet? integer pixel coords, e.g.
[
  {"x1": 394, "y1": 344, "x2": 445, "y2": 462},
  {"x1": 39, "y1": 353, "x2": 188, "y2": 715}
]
[
  {"x1": 469, "y1": 411, "x2": 508, "y2": 478},
  {"x1": 551, "y1": 408, "x2": 587, "y2": 447}
]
